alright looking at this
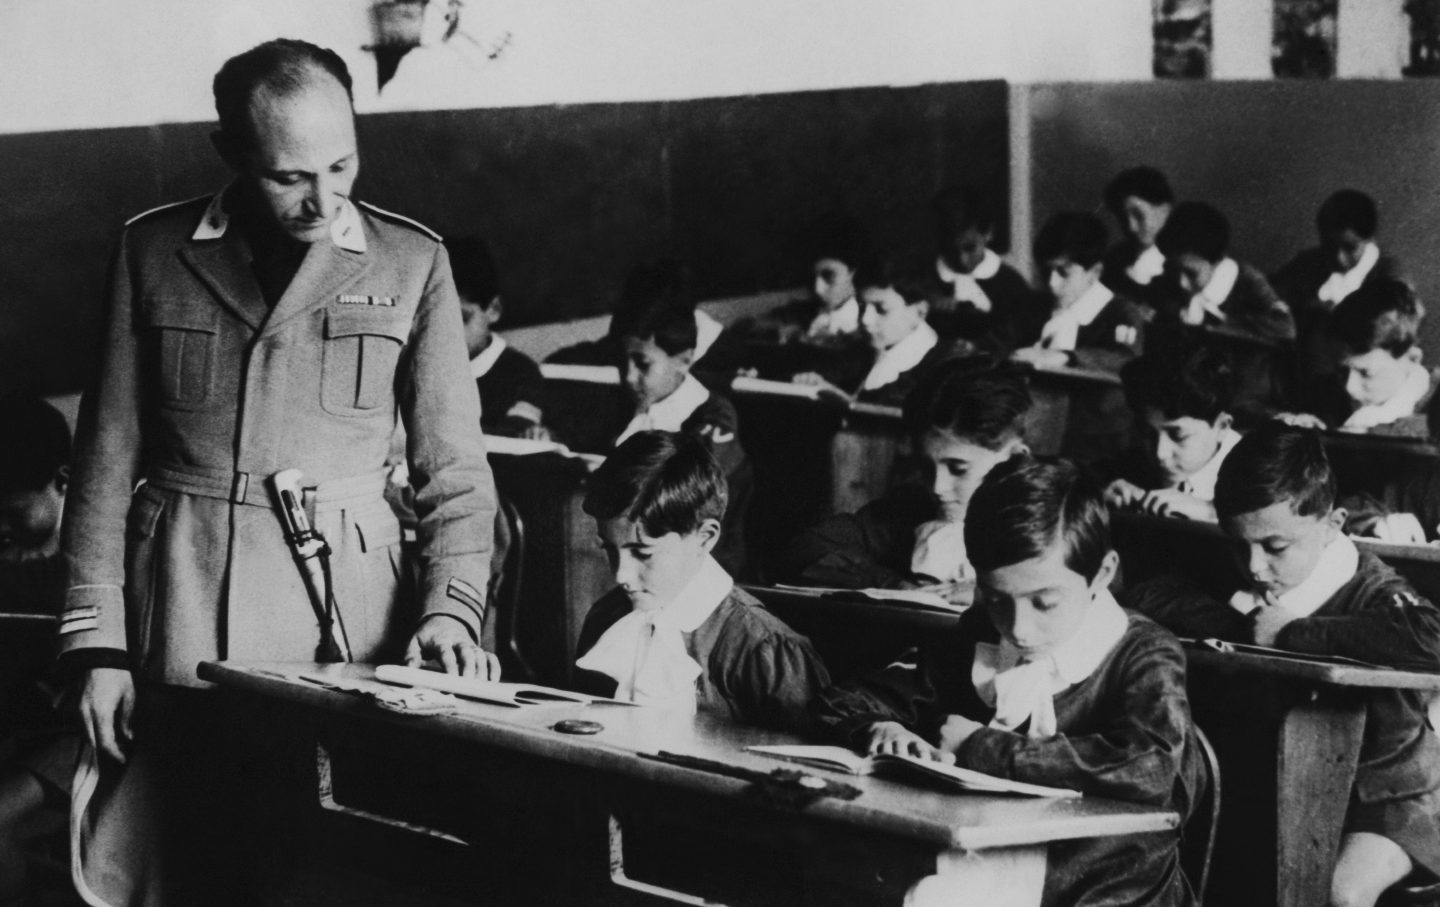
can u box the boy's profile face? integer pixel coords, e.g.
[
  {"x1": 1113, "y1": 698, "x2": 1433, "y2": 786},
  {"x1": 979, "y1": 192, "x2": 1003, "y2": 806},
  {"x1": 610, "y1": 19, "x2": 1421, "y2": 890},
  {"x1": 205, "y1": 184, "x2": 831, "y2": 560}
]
[
  {"x1": 976, "y1": 547, "x2": 1118, "y2": 658},
  {"x1": 813, "y1": 258, "x2": 856, "y2": 312},
  {"x1": 622, "y1": 335, "x2": 691, "y2": 411},
  {"x1": 940, "y1": 226, "x2": 991, "y2": 275},
  {"x1": 0, "y1": 475, "x2": 65, "y2": 564},
  {"x1": 459, "y1": 296, "x2": 500, "y2": 359},
  {"x1": 1171, "y1": 252, "x2": 1218, "y2": 297},
  {"x1": 1342, "y1": 347, "x2": 1417, "y2": 408},
  {"x1": 1320, "y1": 227, "x2": 1371, "y2": 274},
  {"x1": 1222, "y1": 500, "x2": 1344, "y2": 598},
  {"x1": 1040, "y1": 257, "x2": 1100, "y2": 310},
  {"x1": 1119, "y1": 196, "x2": 1170, "y2": 248},
  {"x1": 1139, "y1": 408, "x2": 1231, "y2": 486},
  {"x1": 920, "y1": 428, "x2": 1022, "y2": 524},
  {"x1": 595, "y1": 515, "x2": 718, "y2": 612},
  {"x1": 860, "y1": 286, "x2": 926, "y2": 351}
]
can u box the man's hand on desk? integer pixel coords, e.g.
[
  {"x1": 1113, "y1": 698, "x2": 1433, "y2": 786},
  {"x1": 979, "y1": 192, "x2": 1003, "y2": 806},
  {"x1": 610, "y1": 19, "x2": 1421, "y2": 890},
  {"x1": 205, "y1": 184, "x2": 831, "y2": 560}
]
[
  {"x1": 405, "y1": 618, "x2": 501, "y2": 679},
  {"x1": 75, "y1": 667, "x2": 135, "y2": 763},
  {"x1": 865, "y1": 721, "x2": 955, "y2": 764},
  {"x1": 791, "y1": 372, "x2": 855, "y2": 404}
]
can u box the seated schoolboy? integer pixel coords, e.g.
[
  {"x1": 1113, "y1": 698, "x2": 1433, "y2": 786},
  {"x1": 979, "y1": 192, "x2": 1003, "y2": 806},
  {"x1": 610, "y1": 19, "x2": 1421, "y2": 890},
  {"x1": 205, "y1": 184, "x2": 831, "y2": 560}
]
[
  {"x1": 1281, "y1": 278, "x2": 1437, "y2": 438},
  {"x1": 1343, "y1": 393, "x2": 1440, "y2": 544},
  {"x1": 444, "y1": 235, "x2": 549, "y2": 440},
  {"x1": 1100, "y1": 166, "x2": 1175, "y2": 304},
  {"x1": 0, "y1": 394, "x2": 78, "y2": 904},
  {"x1": 1272, "y1": 190, "x2": 1404, "y2": 386},
  {"x1": 573, "y1": 431, "x2": 829, "y2": 729},
  {"x1": 1153, "y1": 201, "x2": 1296, "y2": 420},
  {"x1": 611, "y1": 298, "x2": 753, "y2": 576},
  {"x1": 1104, "y1": 344, "x2": 1241, "y2": 523},
  {"x1": 779, "y1": 358, "x2": 1030, "y2": 597},
  {"x1": 794, "y1": 259, "x2": 975, "y2": 408},
  {"x1": 1012, "y1": 211, "x2": 1147, "y2": 371},
  {"x1": 1127, "y1": 422, "x2": 1440, "y2": 907},
  {"x1": 927, "y1": 186, "x2": 1044, "y2": 349},
  {"x1": 816, "y1": 456, "x2": 1204, "y2": 906}
]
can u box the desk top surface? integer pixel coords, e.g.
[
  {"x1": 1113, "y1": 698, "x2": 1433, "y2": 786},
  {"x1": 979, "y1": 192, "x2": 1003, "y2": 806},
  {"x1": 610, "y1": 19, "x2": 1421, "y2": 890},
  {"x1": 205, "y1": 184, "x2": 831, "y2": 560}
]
[
  {"x1": 1185, "y1": 648, "x2": 1440, "y2": 691},
  {"x1": 201, "y1": 661, "x2": 1178, "y2": 852}
]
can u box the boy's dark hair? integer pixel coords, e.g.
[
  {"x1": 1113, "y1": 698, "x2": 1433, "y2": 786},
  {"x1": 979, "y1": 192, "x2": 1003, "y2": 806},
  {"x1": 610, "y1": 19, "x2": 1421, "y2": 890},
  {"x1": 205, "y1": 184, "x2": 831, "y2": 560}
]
[
  {"x1": 854, "y1": 258, "x2": 931, "y2": 306},
  {"x1": 444, "y1": 235, "x2": 500, "y2": 306},
  {"x1": 1033, "y1": 212, "x2": 1109, "y2": 269},
  {"x1": 932, "y1": 186, "x2": 998, "y2": 239},
  {"x1": 1103, "y1": 166, "x2": 1175, "y2": 215},
  {"x1": 1326, "y1": 278, "x2": 1424, "y2": 357},
  {"x1": 1121, "y1": 343, "x2": 1235, "y2": 422},
  {"x1": 1317, "y1": 189, "x2": 1379, "y2": 239},
  {"x1": 964, "y1": 456, "x2": 1111, "y2": 582},
  {"x1": 609, "y1": 260, "x2": 697, "y2": 355},
  {"x1": 583, "y1": 430, "x2": 728, "y2": 534},
  {"x1": 902, "y1": 357, "x2": 1032, "y2": 450},
  {"x1": 804, "y1": 216, "x2": 870, "y2": 271},
  {"x1": 1154, "y1": 201, "x2": 1230, "y2": 263},
  {"x1": 1214, "y1": 421, "x2": 1334, "y2": 521},
  {"x1": 213, "y1": 39, "x2": 354, "y2": 149},
  {"x1": 0, "y1": 394, "x2": 70, "y2": 493}
]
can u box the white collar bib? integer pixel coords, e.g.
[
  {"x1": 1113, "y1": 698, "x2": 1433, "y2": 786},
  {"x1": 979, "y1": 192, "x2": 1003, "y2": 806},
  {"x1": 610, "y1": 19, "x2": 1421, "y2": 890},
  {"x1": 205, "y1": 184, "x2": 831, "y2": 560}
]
[
  {"x1": 862, "y1": 321, "x2": 938, "y2": 391},
  {"x1": 1318, "y1": 242, "x2": 1380, "y2": 307},
  {"x1": 807, "y1": 296, "x2": 861, "y2": 338},
  {"x1": 469, "y1": 334, "x2": 507, "y2": 379},
  {"x1": 616, "y1": 372, "x2": 711, "y2": 445},
  {"x1": 1039, "y1": 282, "x2": 1114, "y2": 351}
]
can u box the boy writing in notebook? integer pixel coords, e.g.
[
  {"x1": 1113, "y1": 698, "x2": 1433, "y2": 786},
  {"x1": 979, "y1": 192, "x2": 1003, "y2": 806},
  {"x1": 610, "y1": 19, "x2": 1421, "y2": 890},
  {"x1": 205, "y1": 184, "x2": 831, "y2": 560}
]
[
  {"x1": 779, "y1": 358, "x2": 1029, "y2": 600},
  {"x1": 1103, "y1": 343, "x2": 1241, "y2": 522},
  {"x1": 1128, "y1": 422, "x2": 1440, "y2": 907},
  {"x1": 573, "y1": 431, "x2": 828, "y2": 729},
  {"x1": 817, "y1": 456, "x2": 1203, "y2": 907},
  {"x1": 1281, "y1": 278, "x2": 1437, "y2": 437}
]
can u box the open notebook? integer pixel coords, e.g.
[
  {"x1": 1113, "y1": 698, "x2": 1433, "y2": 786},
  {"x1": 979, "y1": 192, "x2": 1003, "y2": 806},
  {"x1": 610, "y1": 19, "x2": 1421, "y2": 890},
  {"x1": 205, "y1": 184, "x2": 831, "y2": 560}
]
[
  {"x1": 373, "y1": 665, "x2": 636, "y2": 708},
  {"x1": 746, "y1": 745, "x2": 1080, "y2": 798}
]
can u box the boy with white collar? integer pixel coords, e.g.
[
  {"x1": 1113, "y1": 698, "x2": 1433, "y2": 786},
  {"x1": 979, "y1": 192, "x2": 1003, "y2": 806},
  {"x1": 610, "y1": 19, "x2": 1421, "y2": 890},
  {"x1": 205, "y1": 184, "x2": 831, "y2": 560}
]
[
  {"x1": 1104, "y1": 344, "x2": 1240, "y2": 523},
  {"x1": 1281, "y1": 279, "x2": 1437, "y2": 438},
  {"x1": 1101, "y1": 166, "x2": 1175, "y2": 304},
  {"x1": 818, "y1": 456, "x2": 1203, "y2": 906},
  {"x1": 1129, "y1": 422, "x2": 1440, "y2": 907},
  {"x1": 573, "y1": 431, "x2": 827, "y2": 728},
  {"x1": 928, "y1": 186, "x2": 1040, "y2": 349},
  {"x1": 611, "y1": 300, "x2": 753, "y2": 575},
  {"x1": 1273, "y1": 190, "x2": 1405, "y2": 386}
]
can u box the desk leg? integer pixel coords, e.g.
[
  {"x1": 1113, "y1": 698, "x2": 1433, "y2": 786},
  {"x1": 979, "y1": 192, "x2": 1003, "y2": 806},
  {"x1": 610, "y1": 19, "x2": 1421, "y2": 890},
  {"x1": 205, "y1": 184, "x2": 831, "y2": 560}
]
[
  {"x1": 904, "y1": 846, "x2": 1046, "y2": 907},
  {"x1": 1275, "y1": 694, "x2": 1365, "y2": 907}
]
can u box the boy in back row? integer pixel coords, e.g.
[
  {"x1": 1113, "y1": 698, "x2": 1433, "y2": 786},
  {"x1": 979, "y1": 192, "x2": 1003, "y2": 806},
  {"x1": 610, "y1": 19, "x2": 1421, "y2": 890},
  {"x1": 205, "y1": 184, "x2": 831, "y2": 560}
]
[{"x1": 1130, "y1": 422, "x2": 1440, "y2": 907}]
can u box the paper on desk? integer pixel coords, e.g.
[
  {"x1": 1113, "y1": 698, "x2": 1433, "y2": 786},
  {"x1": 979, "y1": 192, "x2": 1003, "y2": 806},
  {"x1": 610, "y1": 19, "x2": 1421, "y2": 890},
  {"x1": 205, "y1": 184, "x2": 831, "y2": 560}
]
[
  {"x1": 771, "y1": 584, "x2": 966, "y2": 613},
  {"x1": 540, "y1": 363, "x2": 621, "y2": 385},
  {"x1": 729, "y1": 376, "x2": 823, "y2": 400},
  {"x1": 482, "y1": 434, "x2": 606, "y2": 469}
]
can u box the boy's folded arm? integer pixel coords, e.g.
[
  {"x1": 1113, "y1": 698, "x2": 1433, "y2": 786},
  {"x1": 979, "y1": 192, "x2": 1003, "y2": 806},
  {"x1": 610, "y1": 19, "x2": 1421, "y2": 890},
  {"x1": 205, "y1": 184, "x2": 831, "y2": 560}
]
[
  {"x1": 735, "y1": 634, "x2": 832, "y2": 731},
  {"x1": 955, "y1": 638, "x2": 1192, "y2": 805},
  {"x1": 1121, "y1": 576, "x2": 1251, "y2": 641},
  {"x1": 812, "y1": 656, "x2": 936, "y2": 748},
  {"x1": 1275, "y1": 596, "x2": 1440, "y2": 671}
]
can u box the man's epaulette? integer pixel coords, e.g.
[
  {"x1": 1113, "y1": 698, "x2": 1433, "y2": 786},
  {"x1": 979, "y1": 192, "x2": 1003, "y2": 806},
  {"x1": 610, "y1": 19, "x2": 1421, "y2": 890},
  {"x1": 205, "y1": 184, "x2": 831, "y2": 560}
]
[
  {"x1": 124, "y1": 194, "x2": 211, "y2": 228},
  {"x1": 357, "y1": 201, "x2": 442, "y2": 241}
]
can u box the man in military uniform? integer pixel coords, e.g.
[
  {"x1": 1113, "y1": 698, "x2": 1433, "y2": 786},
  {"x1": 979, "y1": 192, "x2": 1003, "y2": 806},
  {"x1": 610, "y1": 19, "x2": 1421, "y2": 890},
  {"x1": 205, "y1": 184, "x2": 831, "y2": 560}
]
[{"x1": 61, "y1": 39, "x2": 497, "y2": 903}]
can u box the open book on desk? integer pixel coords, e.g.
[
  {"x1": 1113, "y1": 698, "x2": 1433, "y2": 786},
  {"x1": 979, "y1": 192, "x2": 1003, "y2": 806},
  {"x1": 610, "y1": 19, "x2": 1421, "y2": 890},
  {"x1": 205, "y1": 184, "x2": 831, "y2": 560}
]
[
  {"x1": 746, "y1": 745, "x2": 1080, "y2": 798},
  {"x1": 771, "y1": 584, "x2": 969, "y2": 614},
  {"x1": 374, "y1": 665, "x2": 637, "y2": 708}
]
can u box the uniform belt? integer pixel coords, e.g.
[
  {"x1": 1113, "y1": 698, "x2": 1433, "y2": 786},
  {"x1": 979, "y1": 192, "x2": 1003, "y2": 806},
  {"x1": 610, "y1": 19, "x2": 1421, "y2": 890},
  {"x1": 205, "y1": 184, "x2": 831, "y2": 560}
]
[{"x1": 144, "y1": 464, "x2": 389, "y2": 512}]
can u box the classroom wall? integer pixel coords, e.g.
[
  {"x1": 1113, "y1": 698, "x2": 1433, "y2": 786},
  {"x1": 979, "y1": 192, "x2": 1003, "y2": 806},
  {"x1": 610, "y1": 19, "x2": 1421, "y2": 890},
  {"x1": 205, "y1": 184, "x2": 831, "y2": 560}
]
[
  {"x1": 1021, "y1": 79, "x2": 1440, "y2": 359},
  {"x1": 0, "y1": 81, "x2": 1009, "y2": 393}
]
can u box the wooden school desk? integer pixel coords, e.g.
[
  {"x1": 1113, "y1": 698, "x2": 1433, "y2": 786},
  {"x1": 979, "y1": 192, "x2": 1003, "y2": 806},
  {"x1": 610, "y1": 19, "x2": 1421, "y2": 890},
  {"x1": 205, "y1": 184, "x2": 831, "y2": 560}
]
[
  {"x1": 1021, "y1": 362, "x2": 1123, "y2": 459},
  {"x1": 199, "y1": 661, "x2": 1179, "y2": 907}
]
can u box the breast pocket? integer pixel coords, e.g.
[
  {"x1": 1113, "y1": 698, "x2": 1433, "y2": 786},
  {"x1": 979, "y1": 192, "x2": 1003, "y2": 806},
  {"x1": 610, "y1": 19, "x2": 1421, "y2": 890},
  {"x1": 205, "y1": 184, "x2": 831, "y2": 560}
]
[
  {"x1": 144, "y1": 297, "x2": 221, "y2": 410},
  {"x1": 322, "y1": 307, "x2": 411, "y2": 416}
]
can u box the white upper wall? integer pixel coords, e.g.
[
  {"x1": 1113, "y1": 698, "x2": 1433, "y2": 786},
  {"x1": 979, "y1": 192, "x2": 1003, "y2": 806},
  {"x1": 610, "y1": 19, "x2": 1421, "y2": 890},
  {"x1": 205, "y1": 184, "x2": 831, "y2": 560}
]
[{"x1": 0, "y1": 0, "x2": 1410, "y2": 135}]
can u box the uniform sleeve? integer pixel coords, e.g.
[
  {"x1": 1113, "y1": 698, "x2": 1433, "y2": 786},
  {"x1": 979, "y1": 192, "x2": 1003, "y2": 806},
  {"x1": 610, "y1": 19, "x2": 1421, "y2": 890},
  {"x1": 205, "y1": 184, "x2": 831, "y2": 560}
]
[
  {"x1": 1228, "y1": 270, "x2": 1297, "y2": 343},
  {"x1": 1121, "y1": 576, "x2": 1252, "y2": 642},
  {"x1": 813, "y1": 650, "x2": 940, "y2": 747},
  {"x1": 728, "y1": 631, "x2": 832, "y2": 732},
  {"x1": 1277, "y1": 581, "x2": 1440, "y2": 671},
  {"x1": 777, "y1": 499, "x2": 917, "y2": 589},
  {"x1": 398, "y1": 244, "x2": 498, "y2": 641},
  {"x1": 956, "y1": 631, "x2": 1193, "y2": 805},
  {"x1": 1070, "y1": 303, "x2": 1146, "y2": 374},
  {"x1": 57, "y1": 233, "x2": 146, "y2": 664}
]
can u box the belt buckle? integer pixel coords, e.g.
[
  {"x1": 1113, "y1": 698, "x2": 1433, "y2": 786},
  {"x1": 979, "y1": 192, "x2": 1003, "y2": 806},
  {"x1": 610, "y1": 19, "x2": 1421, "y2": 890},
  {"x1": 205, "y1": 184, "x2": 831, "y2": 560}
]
[{"x1": 230, "y1": 471, "x2": 251, "y2": 505}]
